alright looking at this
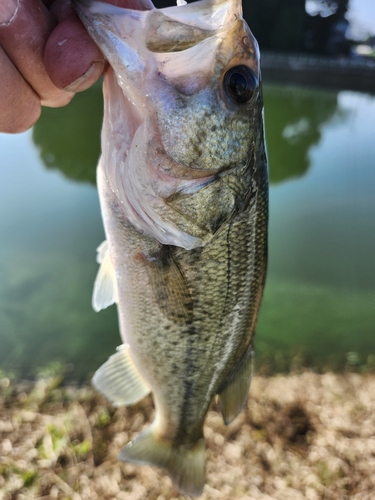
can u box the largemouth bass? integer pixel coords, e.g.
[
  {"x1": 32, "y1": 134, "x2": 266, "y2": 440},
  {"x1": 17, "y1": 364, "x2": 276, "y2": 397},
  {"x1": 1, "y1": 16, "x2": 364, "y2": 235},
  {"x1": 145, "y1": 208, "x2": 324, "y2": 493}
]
[{"x1": 75, "y1": 0, "x2": 268, "y2": 495}]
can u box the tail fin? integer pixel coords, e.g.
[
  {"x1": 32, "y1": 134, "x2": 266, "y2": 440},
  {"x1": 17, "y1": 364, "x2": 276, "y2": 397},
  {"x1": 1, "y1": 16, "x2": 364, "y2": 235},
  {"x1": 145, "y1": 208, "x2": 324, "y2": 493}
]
[{"x1": 119, "y1": 427, "x2": 206, "y2": 497}]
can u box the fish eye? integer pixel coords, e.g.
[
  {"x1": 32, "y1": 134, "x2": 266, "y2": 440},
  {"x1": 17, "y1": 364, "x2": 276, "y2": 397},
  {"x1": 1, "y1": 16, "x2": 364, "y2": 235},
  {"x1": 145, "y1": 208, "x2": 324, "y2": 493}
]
[{"x1": 223, "y1": 65, "x2": 258, "y2": 105}]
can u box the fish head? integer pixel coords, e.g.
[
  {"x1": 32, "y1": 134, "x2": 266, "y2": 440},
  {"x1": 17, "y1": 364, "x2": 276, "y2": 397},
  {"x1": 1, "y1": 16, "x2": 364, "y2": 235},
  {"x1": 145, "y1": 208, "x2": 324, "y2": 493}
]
[
  {"x1": 147, "y1": 1, "x2": 261, "y2": 174},
  {"x1": 75, "y1": 0, "x2": 261, "y2": 174},
  {"x1": 74, "y1": 0, "x2": 265, "y2": 248}
]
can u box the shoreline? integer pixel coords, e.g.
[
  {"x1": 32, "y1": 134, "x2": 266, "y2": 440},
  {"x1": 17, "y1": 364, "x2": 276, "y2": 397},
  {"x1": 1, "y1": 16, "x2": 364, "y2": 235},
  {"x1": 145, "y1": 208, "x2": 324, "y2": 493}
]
[
  {"x1": 261, "y1": 51, "x2": 375, "y2": 94},
  {"x1": 1, "y1": 372, "x2": 374, "y2": 499}
]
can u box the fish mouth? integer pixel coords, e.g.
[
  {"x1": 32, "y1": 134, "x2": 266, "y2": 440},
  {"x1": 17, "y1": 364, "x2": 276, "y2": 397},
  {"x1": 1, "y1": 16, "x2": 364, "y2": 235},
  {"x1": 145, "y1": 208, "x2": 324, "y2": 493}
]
[{"x1": 73, "y1": 0, "x2": 257, "y2": 104}]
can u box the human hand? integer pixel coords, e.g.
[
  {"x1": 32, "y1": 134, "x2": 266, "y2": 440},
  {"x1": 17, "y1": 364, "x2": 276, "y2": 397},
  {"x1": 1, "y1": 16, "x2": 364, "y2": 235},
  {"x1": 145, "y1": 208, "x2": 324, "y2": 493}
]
[{"x1": 0, "y1": 0, "x2": 153, "y2": 133}]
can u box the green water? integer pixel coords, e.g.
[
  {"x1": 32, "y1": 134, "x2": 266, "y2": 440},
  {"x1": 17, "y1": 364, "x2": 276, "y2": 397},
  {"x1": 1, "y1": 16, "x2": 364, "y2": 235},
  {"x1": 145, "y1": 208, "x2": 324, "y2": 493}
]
[{"x1": 0, "y1": 83, "x2": 374, "y2": 380}]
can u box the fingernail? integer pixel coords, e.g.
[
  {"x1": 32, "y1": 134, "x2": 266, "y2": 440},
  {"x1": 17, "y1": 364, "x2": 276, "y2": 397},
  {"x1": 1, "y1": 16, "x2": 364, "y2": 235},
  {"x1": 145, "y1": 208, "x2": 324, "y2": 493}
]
[
  {"x1": 0, "y1": 0, "x2": 19, "y2": 26},
  {"x1": 63, "y1": 60, "x2": 105, "y2": 92}
]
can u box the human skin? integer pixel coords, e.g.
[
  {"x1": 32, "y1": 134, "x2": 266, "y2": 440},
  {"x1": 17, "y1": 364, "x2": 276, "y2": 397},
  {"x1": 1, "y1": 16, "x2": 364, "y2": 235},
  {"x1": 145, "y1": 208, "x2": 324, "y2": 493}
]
[{"x1": 0, "y1": 0, "x2": 153, "y2": 133}]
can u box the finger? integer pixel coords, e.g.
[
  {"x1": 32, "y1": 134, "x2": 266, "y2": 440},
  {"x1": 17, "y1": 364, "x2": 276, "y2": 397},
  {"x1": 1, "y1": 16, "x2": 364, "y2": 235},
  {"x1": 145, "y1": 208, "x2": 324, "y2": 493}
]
[
  {"x1": 44, "y1": 15, "x2": 106, "y2": 91},
  {"x1": 0, "y1": 47, "x2": 41, "y2": 133},
  {"x1": 0, "y1": 0, "x2": 73, "y2": 107}
]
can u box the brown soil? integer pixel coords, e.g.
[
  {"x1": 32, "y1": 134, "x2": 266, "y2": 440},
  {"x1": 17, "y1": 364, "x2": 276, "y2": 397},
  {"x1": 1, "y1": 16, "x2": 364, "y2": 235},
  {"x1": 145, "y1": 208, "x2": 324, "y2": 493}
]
[{"x1": 1, "y1": 372, "x2": 374, "y2": 500}]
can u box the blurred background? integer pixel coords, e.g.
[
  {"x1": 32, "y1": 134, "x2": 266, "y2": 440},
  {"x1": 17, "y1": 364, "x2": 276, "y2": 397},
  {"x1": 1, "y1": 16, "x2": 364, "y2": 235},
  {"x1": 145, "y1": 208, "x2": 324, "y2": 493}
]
[{"x1": 0, "y1": 0, "x2": 374, "y2": 381}]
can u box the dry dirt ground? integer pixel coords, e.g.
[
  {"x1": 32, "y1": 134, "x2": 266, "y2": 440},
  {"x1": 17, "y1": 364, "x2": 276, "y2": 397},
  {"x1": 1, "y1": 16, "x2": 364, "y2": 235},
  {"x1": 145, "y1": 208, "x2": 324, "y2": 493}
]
[{"x1": 1, "y1": 372, "x2": 374, "y2": 500}]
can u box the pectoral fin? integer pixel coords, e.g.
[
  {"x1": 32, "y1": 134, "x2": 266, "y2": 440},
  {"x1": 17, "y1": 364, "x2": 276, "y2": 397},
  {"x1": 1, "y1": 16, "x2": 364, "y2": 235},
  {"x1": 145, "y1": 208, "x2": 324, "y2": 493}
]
[
  {"x1": 145, "y1": 246, "x2": 193, "y2": 325},
  {"x1": 218, "y1": 344, "x2": 254, "y2": 425},
  {"x1": 92, "y1": 345, "x2": 150, "y2": 406},
  {"x1": 92, "y1": 240, "x2": 118, "y2": 312}
]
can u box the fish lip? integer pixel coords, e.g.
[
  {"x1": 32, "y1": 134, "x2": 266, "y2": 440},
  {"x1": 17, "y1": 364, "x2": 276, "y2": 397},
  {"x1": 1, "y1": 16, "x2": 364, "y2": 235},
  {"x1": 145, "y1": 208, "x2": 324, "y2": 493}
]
[{"x1": 73, "y1": 0, "x2": 244, "y2": 58}]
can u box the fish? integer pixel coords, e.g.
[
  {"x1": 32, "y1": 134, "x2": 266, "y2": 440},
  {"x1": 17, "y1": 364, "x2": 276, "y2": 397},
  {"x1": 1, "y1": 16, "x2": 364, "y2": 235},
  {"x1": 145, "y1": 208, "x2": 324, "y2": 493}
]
[{"x1": 74, "y1": 0, "x2": 268, "y2": 496}]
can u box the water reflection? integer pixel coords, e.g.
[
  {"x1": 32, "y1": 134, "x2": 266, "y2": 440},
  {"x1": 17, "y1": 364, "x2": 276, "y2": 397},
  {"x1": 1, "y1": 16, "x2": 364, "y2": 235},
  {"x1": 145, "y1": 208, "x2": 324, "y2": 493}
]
[
  {"x1": 257, "y1": 90, "x2": 375, "y2": 373},
  {"x1": 33, "y1": 83, "x2": 103, "y2": 185},
  {"x1": 264, "y1": 86, "x2": 341, "y2": 183}
]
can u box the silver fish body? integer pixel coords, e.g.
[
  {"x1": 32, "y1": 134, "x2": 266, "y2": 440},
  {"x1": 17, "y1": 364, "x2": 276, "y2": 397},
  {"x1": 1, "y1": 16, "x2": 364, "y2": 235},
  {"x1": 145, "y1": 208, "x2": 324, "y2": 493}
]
[{"x1": 75, "y1": 0, "x2": 268, "y2": 495}]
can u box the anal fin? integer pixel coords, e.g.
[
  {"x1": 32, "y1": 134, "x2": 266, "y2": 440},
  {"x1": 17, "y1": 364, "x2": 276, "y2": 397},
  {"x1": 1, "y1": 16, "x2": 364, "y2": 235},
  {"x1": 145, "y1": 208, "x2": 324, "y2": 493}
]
[
  {"x1": 92, "y1": 345, "x2": 150, "y2": 406},
  {"x1": 218, "y1": 344, "x2": 254, "y2": 425},
  {"x1": 119, "y1": 426, "x2": 206, "y2": 497}
]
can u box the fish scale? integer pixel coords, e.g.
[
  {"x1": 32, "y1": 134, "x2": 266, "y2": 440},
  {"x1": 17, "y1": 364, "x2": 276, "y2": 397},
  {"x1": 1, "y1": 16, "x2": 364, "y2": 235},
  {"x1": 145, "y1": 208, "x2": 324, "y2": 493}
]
[{"x1": 74, "y1": 0, "x2": 268, "y2": 496}]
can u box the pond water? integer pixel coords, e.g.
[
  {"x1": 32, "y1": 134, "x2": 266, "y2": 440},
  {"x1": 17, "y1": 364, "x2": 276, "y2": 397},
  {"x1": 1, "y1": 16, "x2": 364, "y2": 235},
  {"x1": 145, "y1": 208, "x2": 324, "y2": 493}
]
[{"x1": 0, "y1": 83, "x2": 374, "y2": 380}]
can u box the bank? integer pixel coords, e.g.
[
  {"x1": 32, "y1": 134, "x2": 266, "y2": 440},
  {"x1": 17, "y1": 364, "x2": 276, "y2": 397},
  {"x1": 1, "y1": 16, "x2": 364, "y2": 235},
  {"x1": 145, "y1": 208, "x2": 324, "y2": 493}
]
[{"x1": 1, "y1": 372, "x2": 374, "y2": 499}]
